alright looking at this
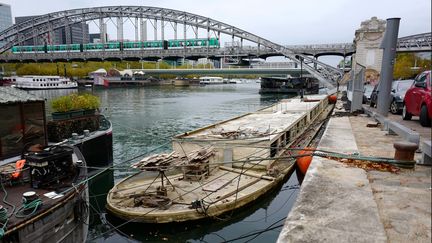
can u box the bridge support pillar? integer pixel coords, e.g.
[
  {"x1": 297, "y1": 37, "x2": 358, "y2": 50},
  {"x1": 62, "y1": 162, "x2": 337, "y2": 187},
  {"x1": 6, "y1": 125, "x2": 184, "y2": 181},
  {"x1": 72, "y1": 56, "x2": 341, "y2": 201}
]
[
  {"x1": 154, "y1": 19, "x2": 158, "y2": 40},
  {"x1": 64, "y1": 16, "x2": 71, "y2": 45},
  {"x1": 117, "y1": 17, "x2": 124, "y2": 41},
  {"x1": 140, "y1": 19, "x2": 147, "y2": 42},
  {"x1": 99, "y1": 18, "x2": 106, "y2": 43},
  {"x1": 81, "y1": 22, "x2": 88, "y2": 44},
  {"x1": 194, "y1": 17, "x2": 198, "y2": 39},
  {"x1": 174, "y1": 22, "x2": 178, "y2": 40},
  {"x1": 161, "y1": 18, "x2": 165, "y2": 41},
  {"x1": 46, "y1": 20, "x2": 54, "y2": 46},
  {"x1": 135, "y1": 17, "x2": 139, "y2": 41},
  {"x1": 183, "y1": 21, "x2": 187, "y2": 50}
]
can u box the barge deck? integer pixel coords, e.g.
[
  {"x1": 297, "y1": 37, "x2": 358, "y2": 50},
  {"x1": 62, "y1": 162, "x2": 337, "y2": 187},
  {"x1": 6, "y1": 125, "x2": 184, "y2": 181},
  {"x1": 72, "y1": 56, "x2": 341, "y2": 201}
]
[{"x1": 106, "y1": 94, "x2": 333, "y2": 223}]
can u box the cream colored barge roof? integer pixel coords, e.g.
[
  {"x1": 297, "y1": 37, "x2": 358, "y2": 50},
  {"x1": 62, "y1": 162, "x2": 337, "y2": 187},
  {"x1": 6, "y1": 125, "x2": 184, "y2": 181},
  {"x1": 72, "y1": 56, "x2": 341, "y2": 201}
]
[
  {"x1": 176, "y1": 95, "x2": 326, "y2": 142},
  {"x1": 259, "y1": 95, "x2": 328, "y2": 113}
]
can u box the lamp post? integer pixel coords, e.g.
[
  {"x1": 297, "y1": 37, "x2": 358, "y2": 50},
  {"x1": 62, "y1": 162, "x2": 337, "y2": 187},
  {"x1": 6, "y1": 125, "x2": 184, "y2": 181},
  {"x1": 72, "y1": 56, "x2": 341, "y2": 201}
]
[
  {"x1": 300, "y1": 56, "x2": 304, "y2": 99},
  {"x1": 377, "y1": 18, "x2": 400, "y2": 116}
]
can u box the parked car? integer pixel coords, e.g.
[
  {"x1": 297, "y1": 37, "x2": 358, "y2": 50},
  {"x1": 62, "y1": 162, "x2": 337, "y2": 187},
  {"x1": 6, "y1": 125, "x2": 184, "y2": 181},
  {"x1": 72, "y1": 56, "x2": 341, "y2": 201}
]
[
  {"x1": 402, "y1": 70, "x2": 432, "y2": 127},
  {"x1": 369, "y1": 79, "x2": 414, "y2": 114}
]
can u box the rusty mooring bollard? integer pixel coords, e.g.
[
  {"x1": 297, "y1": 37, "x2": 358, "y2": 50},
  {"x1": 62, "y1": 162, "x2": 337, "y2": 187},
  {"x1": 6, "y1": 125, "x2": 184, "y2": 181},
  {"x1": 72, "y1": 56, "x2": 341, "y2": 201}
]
[{"x1": 393, "y1": 141, "x2": 418, "y2": 161}]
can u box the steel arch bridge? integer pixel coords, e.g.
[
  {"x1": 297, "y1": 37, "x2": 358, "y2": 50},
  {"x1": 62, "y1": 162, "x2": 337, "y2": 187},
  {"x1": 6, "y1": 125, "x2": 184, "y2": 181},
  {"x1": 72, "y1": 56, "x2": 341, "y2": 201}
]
[
  {"x1": 0, "y1": 6, "x2": 342, "y2": 88},
  {"x1": 396, "y1": 32, "x2": 432, "y2": 52}
]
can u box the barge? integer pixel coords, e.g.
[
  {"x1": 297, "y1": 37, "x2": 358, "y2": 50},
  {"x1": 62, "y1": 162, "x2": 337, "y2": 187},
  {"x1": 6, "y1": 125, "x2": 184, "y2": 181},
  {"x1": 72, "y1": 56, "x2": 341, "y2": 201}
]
[
  {"x1": 0, "y1": 87, "x2": 88, "y2": 242},
  {"x1": 259, "y1": 76, "x2": 319, "y2": 94},
  {"x1": 106, "y1": 94, "x2": 332, "y2": 223},
  {"x1": 47, "y1": 114, "x2": 113, "y2": 174}
]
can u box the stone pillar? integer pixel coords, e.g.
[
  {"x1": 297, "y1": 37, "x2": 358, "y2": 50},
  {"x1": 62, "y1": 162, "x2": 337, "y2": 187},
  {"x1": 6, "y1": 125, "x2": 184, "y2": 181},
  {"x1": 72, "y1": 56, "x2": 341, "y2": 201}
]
[
  {"x1": 350, "y1": 17, "x2": 386, "y2": 112},
  {"x1": 352, "y1": 17, "x2": 386, "y2": 86}
]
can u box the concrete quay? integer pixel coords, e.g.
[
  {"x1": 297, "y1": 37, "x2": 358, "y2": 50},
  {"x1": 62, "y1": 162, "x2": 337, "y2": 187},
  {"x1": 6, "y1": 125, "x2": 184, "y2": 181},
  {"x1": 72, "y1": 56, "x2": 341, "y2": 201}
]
[{"x1": 278, "y1": 101, "x2": 431, "y2": 242}]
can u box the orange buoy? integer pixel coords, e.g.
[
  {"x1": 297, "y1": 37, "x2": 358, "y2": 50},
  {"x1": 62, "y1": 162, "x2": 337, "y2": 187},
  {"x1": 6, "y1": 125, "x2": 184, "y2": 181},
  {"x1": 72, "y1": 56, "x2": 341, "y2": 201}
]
[
  {"x1": 11, "y1": 159, "x2": 26, "y2": 179},
  {"x1": 296, "y1": 148, "x2": 314, "y2": 175},
  {"x1": 328, "y1": 95, "x2": 337, "y2": 104}
]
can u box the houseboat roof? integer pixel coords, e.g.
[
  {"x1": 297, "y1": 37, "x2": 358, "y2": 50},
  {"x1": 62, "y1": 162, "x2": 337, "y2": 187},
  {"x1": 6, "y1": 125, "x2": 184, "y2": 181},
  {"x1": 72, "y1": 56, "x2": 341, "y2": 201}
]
[{"x1": 0, "y1": 86, "x2": 44, "y2": 104}]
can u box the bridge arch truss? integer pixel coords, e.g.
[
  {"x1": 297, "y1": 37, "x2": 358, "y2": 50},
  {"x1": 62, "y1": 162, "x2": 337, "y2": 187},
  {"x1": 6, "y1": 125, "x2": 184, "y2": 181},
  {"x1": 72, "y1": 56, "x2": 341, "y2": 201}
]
[{"x1": 0, "y1": 6, "x2": 345, "y2": 87}]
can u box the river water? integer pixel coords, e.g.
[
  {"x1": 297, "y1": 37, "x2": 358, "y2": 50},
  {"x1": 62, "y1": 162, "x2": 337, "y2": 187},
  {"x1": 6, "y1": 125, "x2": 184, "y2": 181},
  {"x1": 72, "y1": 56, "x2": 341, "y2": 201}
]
[{"x1": 30, "y1": 82, "x2": 301, "y2": 242}]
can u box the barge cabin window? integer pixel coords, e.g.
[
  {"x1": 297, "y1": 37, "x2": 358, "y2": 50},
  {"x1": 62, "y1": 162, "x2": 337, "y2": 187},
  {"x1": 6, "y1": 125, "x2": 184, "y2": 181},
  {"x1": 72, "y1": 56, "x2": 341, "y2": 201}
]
[
  {"x1": 0, "y1": 100, "x2": 46, "y2": 159},
  {"x1": 270, "y1": 140, "x2": 278, "y2": 157}
]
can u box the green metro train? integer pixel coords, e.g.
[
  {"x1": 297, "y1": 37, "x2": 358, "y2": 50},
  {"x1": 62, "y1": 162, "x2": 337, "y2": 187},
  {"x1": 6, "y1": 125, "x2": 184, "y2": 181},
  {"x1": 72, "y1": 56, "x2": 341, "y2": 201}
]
[{"x1": 11, "y1": 38, "x2": 220, "y2": 53}]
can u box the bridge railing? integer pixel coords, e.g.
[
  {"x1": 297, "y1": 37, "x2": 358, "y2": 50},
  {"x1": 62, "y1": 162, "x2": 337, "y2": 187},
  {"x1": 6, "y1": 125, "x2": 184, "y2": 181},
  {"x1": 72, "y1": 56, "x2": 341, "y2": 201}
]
[{"x1": 284, "y1": 43, "x2": 355, "y2": 50}]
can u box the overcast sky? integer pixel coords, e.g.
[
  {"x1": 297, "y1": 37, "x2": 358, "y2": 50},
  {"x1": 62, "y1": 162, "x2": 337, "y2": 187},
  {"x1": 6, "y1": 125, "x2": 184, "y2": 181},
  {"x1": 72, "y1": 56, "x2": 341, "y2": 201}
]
[
  {"x1": 3, "y1": 0, "x2": 430, "y2": 44},
  {"x1": 1, "y1": 0, "x2": 430, "y2": 65}
]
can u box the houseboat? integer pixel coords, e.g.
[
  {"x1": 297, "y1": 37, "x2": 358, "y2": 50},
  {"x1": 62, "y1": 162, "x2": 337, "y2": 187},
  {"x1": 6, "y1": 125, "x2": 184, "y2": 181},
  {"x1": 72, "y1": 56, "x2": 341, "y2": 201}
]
[
  {"x1": 0, "y1": 87, "x2": 88, "y2": 242},
  {"x1": 259, "y1": 76, "x2": 319, "y2": 94},
  {"x1": 106, "y1": 94, "x2": 333, "y2": 223},
  {"x1": 199, "y1": 76, "x2": 224, "y2": 84},
  {"x1": 46, "y1": 114, "x2": 113, "y2": 174},
  {"x1": 11, "y1": 76, "x2": 78, "y2": 90}
]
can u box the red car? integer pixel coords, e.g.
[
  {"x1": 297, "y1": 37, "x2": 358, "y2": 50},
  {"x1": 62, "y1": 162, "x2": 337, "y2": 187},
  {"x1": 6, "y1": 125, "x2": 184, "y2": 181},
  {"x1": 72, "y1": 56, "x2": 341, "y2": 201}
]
[{"x1": 402, "y1": 70, "x2": 432, "y2": 127}]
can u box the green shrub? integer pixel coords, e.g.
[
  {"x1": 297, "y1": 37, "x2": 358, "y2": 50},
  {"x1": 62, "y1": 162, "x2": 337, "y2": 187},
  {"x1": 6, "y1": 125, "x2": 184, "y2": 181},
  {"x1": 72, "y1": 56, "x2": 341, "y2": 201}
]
[
  {"x1": 51, "y1": 93, "x2": 100, "y2": 112},
  {"x1": 52, "y1": 95, "x2": 73, "y2": 112}
]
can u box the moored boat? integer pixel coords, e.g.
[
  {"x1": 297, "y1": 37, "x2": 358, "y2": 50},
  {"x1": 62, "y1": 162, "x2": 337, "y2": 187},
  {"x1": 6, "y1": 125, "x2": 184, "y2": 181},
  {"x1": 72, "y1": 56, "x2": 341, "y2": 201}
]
[
  {"x1": 47, "y1": 114, "x2": 113, "y2": 175},
  {"x1": 259, "y1": 76, "x2": 319, "y2": 94},
  {"x1": 106, "y1": 94, "x2": 333, "y2": 223},
  {"x1": 0, "y1": 87, "x2": 88, "y2": 242},
  {"x1": 199, "y1": 76, "x2": 223, "y2": 84},
  {"x1": 11, "y1": 76, "x2": 78, "y2": 90}
]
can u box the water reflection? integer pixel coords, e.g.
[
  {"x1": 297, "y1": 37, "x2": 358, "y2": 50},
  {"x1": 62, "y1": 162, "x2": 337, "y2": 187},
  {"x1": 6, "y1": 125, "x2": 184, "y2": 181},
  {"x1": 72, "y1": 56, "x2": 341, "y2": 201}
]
[
  {"x1": 29, "y1": 83, "x2": 300, "y2": 242},
  {"x1": 94, "y1": 170, "x2": 299, "y2": 243}
]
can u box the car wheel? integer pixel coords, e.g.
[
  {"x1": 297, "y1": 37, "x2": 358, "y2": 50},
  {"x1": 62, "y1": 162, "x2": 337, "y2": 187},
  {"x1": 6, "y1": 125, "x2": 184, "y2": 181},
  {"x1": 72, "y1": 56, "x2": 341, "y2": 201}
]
[
  {"x1": 390, "y1": 100, "x2": 399, "y2": 114},
  {"x1": 370, "y1": 101, "x2": 375, "y2": 108},
  {"x1": 419, "y1": 105, "x2": 431, "y2": 127},
  {"x1": 402, "y1": 104, "x2": 412, "y2": 120}
]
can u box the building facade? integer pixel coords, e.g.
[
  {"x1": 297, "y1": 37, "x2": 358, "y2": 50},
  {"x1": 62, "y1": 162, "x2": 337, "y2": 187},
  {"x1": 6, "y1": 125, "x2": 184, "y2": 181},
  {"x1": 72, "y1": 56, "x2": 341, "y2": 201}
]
[
  {"x1": 15, "y1": 15, "x2": 89, "y2": 46},
  {"x1": 0, "y1": 3, "x2": 13, "y2": 47}
]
